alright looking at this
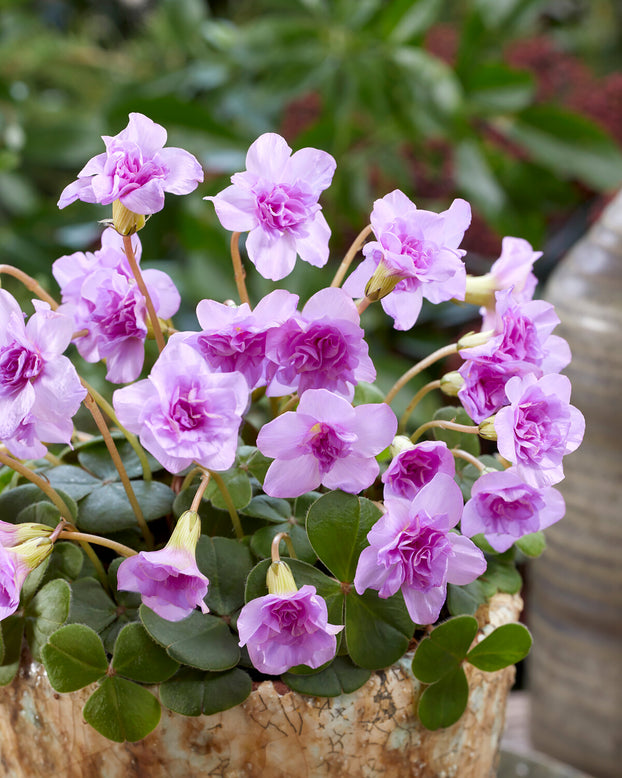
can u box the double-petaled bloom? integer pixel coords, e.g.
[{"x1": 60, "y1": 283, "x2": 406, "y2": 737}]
[
  {"x1": 343, "y1": 190, "x2": 471, "y2": 330},
  {"x1": 354, "y1": 475, "x2": 486, "y2": 625},
  {"x1": 0, "y1": 289, "x2": 86, "y2": 459},
  {"x1": 206, "y1": 133, "x2": 336, "y2": 281},
  {"x1": 257, "y1": 388, "x2": 397, "y2": 498}
]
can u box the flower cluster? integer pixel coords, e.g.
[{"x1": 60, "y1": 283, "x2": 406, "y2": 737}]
[{"x1": 0, "y1": 114, "x2": 584, "y2": 741}]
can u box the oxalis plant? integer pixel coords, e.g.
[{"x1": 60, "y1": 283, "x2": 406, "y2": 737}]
[{"x1": 0, "y1": 113, "x2": 584, "y2": 742}]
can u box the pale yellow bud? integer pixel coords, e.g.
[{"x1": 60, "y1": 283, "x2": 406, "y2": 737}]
[{"x1": 266, "y1": 561, "x2": 298, "y2": 596}]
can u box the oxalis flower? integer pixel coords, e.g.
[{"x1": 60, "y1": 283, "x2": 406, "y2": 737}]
[
  {"x1": 382, "y1": 440, "x2": 455, "y2": 502},
  {"x1": 343, "y1": 190, "x2": 471, "y2": 330},
  {"x1": 0, "y1": 536, "x2": 54, "y2": 620},
  {"x1": 57, "y1": 112, "x2": 204, "y2": 220},
  {"x1": 461, "y1": 468, "x2": 565, "y2": 552},
  {"x1": 53, "y1": 228, "x2": 180, "y2": 383},
  {"x1": 0, "y1": 289, "x2": 86, "y2": 459},
  {"x1": 113, "y1": 337, "x2": 248, "y2": 474},
  {"x1": 264, "y1": 287, "x2": 375, "y2": 400},
  {"x1": 354, "y1": 475, "x2": 486, "y2": 624},
  {"x1": 238, "y1": 561, "x2": 343, "y2": 675},
  {"x1": 494, "y1": 373, "x2": 585, "y2": 488},
  {"x1": 117, "y1": 510, "x2": 209, "y2": 622},
  {"x1": 206, "y1": 133, "x2": 336, "y2": 281},
  {"x1": 257, "y1": 388, "x2": 397, "y2": 498}
]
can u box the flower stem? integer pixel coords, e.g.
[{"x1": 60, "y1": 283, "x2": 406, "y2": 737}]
[
  {"x1": 271, "y1": 531, "x2": 297, "y2": 563},
  {"x1": 82, "y1": 391, "x2": 155, "y2": 549},
  {"x1": 208, "y1": 470, "x2": 244, "y2": 540},
  {"x1": 190, "y1": 471, "x2": 211, "y2": 513},
  {"x1": 278, "y1": 394, "x2": 299, "y2": 415},
  {"x1": 80, "y1": 378, "x2": 152, "y2": 482},
  {"x1": 452, "y1": 448, "x2": 486, "y2": 471},
  {"x1": 122, "y1": 234, "x2": 165, "y2": 353},
  {"x1": 0, "y1": 265, "x2": 59, "y2": 309},
  {"x1": 230, "y1": 232, "x2": 250, "y2": 307},
  {"x1": 58, "y1": 530, "x2": 137, "y2": 558},
  {"x1": 410, "y1": 419, "x2": 480, "y2": 445},
  {"x1": 0, "y1": 450, "x2": 74, "y2": 519},
  {"x1": 399, "y1": 379, "x2": 442, "y2": 433},
  {"x1": 356, "y1": 296, "x2": 372, "y2": 316},
  {"x1": 385, "y1": 343, "x2": 459, "y2": 405},
  {"x1": 330, "y1": 224, "x2": 372, "y2": 288}
]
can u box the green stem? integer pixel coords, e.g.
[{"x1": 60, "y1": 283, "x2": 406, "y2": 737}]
[
  {"x1": 81, "y1": 378, "x2": 152, "y2": 482},
  {"x1": 0, "y1": 450, "x2": 74, "y2": 519},
  {"x1": 58, "y1": 530, "x2": 137, "y2": 558},
  {"x1": 410, "y1": 419, "x2": 480, "y2": 445},
  {"x1": 399, "y1": 379, "x2": 442, "y2": 433},
  {"x1": 180, "y1": 466, "x2": 204, "y2": 493},
  {"x1": 190, "y1": 472, "x2": 211, "y2": 513},
  {"x1": 330, "y1": 224, "x2": 372, "y2": 288},
  {"x1": 451, "y1": 448, "x2": 486, "y2": 471},
  {"x1": 208, "y1": 470, "x2": 244, "y2": 540},
  {"x1": 230, "y1": 231, "x2": 250, "y2": 307},
  {"x1": 123, "y1": 234, "x2": 165, "y2": 353},
  {"x1": 356, "y1": 296, "x2": 372, "y2": 316},
  {"x1": 0, "y1": 265, "x2": 59, "y2": 309},
  {"x1": 82, "y1": 391, "x2": 155, "y2": 549},
  {"x1": 278, "y1": 394, "x2": 299, "y2": 415},
  {"x1": 385, "y1": 343, "x2": 459, "y2": 405},
  {"x1": 271, "y1": 531, "x2": 297, "y2": 562}
]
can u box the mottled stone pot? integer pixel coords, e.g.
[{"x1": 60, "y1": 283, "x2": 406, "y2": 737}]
[
  {"x1": 530, "y1": 191, "x2": 622, "y2": 778},
  {"x1": 0, "y1": 594, "x2": 520, "y2": 778}
]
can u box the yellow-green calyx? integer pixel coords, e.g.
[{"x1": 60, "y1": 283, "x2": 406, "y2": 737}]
[
  {"x1": 12, "y1": 537, "x2": 54, "y2": 571},
  {"x1": 440, "y1": 371, "x2": 464, "y2": 397},
  {"x1": 463, "y1": 274, "x2": 496, "y2": 308},
  {"x1": 168, "y1": 510, "x2": 202, "y2": 553},
  {"x1": 389, "y1": 435, "x2": 415, "y2": 457},
  {"x1": 267, "y1": 561, "x2": 298, "y2": 596},
  {"x1": 478, "y1": 416, "x2": 498, "y2": 441},
  {"x1": 364, "y1": 262, "x2": 402, "y2": 302},
  {"x1": 112, "y1": 199, "x2": 147, "y2": 236},
  {"x1": 457, "y1": 329, "x2": 494, "y2": 350},
  {"x1": 12, "y1": 523, "x2": 53, "y2": 546}
]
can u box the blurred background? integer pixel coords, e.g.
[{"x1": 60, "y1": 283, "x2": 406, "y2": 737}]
[{"x1": 2, "y1": 3, "x2": 622, "y2": 775}]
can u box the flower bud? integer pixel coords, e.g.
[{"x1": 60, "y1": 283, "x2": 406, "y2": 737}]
[
  {"x1": 478, "y1": 416, "x2": 498, "y2": 441},
  {"x1": 266, "y1": 561, "x2": 298, "y2": 596},
  {"x1": 457, "y1": 329, "x2": 495, "y2": 350},
  {"x1": 112, "y1": 199, "x2": 147, "y2": 236},
  {"x1": 168, "y1": 510, "x2": 202, "y2": 553},
  {"x1": 11, "y1": 536, "x2": 54, "y2": 572},
  {"x1": 0, "y1": 521, "x2": 52, "y2": 548},
  {"x1": 364, "y1": 262, "x2": 403, "y2": 302},
  {"x1": 463, "y1": 274, "x2": 496, "y2": 308},
  {"x1": 389, "y1": 435, "x2": 415, "y2": 457},
  {"x1": 440, "y1": 371, "x2": 464, "y2": 397}
]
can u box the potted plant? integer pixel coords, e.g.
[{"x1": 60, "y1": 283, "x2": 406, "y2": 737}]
[{"x1": 0, "y1": 114, "x2": 583, "y2": 777}]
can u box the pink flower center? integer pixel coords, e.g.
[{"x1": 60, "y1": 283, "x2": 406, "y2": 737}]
[
  {"x1": 380, "y1": 519, "x2": 451, "y2": 592},
  {"x1": 255, "y1": 184, "x2": 314, "y2": 234},
  {"x1": 304, "y1": 422, "x2": 355, "y2": 473},
  {"x1": 0, "y1": 343, "x2": 43, "y2": 395}
]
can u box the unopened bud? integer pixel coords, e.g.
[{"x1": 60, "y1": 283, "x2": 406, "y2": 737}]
[
  {"x1": 364, "y1": 262, "x2": 403, "y2": 302},
  {"x1": 389, "y1": 435, "x2": 415, "y2": 457},
  {"x1": 267, "y1": 561, "x2": 298, "y2": 596},
  {"x1": 464, "y1": 274, "x2": 496, "y2": 308},
  {"x1": 440, "y1": 371, "x2": 464, "y2": 397},
  {"x1": 478, "y1": 416, "x2": 498, "y2": 441},
  {"x1": 112, "y1": 199, "x2": 147, "y2": 236},
  {"x1": 457, "y1": 329, "x2": 494, "y2": 351}
]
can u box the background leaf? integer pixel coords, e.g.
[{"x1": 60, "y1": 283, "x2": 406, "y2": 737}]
[{"x1": 83, "y1": 677, "x2": 161, "y2": 743}]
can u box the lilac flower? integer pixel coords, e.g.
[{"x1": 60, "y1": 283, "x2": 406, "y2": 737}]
[
  {"x1": 53, "y1": 228, "x2": 180, "y2": 383},
  {"x1": 206, "y1": 133, "x2": 336, "y2": 280},
  {"x1": 461, "y1": 468, "x2": 565, "y2": 552},
  {"x1": 495, "y1": 373, "x2": 585, "y2": 488},
  {"x1": 183, "y1": 290, "x2": 298, "y2": 390},
  {"x1": 382, "y1": 441, "x2": 455, "y2": 501},
  {"x1": 257, "y1": 388, "x2": 397, "y2": 498},
  {"x1": 0, "y1": 537, "x2": 54, "y2": 621},
  {"x1": 113, "y1": 337, "x2": 248, "y2": 474},
  {"x1": 482, "y1": 237, "x2": 541, "y2": 330},
  {"x1": 343, "y1": 190, "x2": 471, "y2": 330},
  {"x1": 0, "y1": 291, "x2": 86, "y2": 457},
  {"x1": 264, "y1": 287, "x2": 375, "y2": 399},
  {"x1": 117, "y1": 510, "x2": 209, "y2": 622},
  {"x1": 58, "y1": 113, "x2": 204, "y2": 215},
  {"x1": 458, "y1": 291, "x2": 571, "y2": 423},
  {"x1": 238, "y1": 584, "x2": 342, "y2": 675},
  {"x1": 354, "y1": 475, "x2": 486, "y2": 624}
]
